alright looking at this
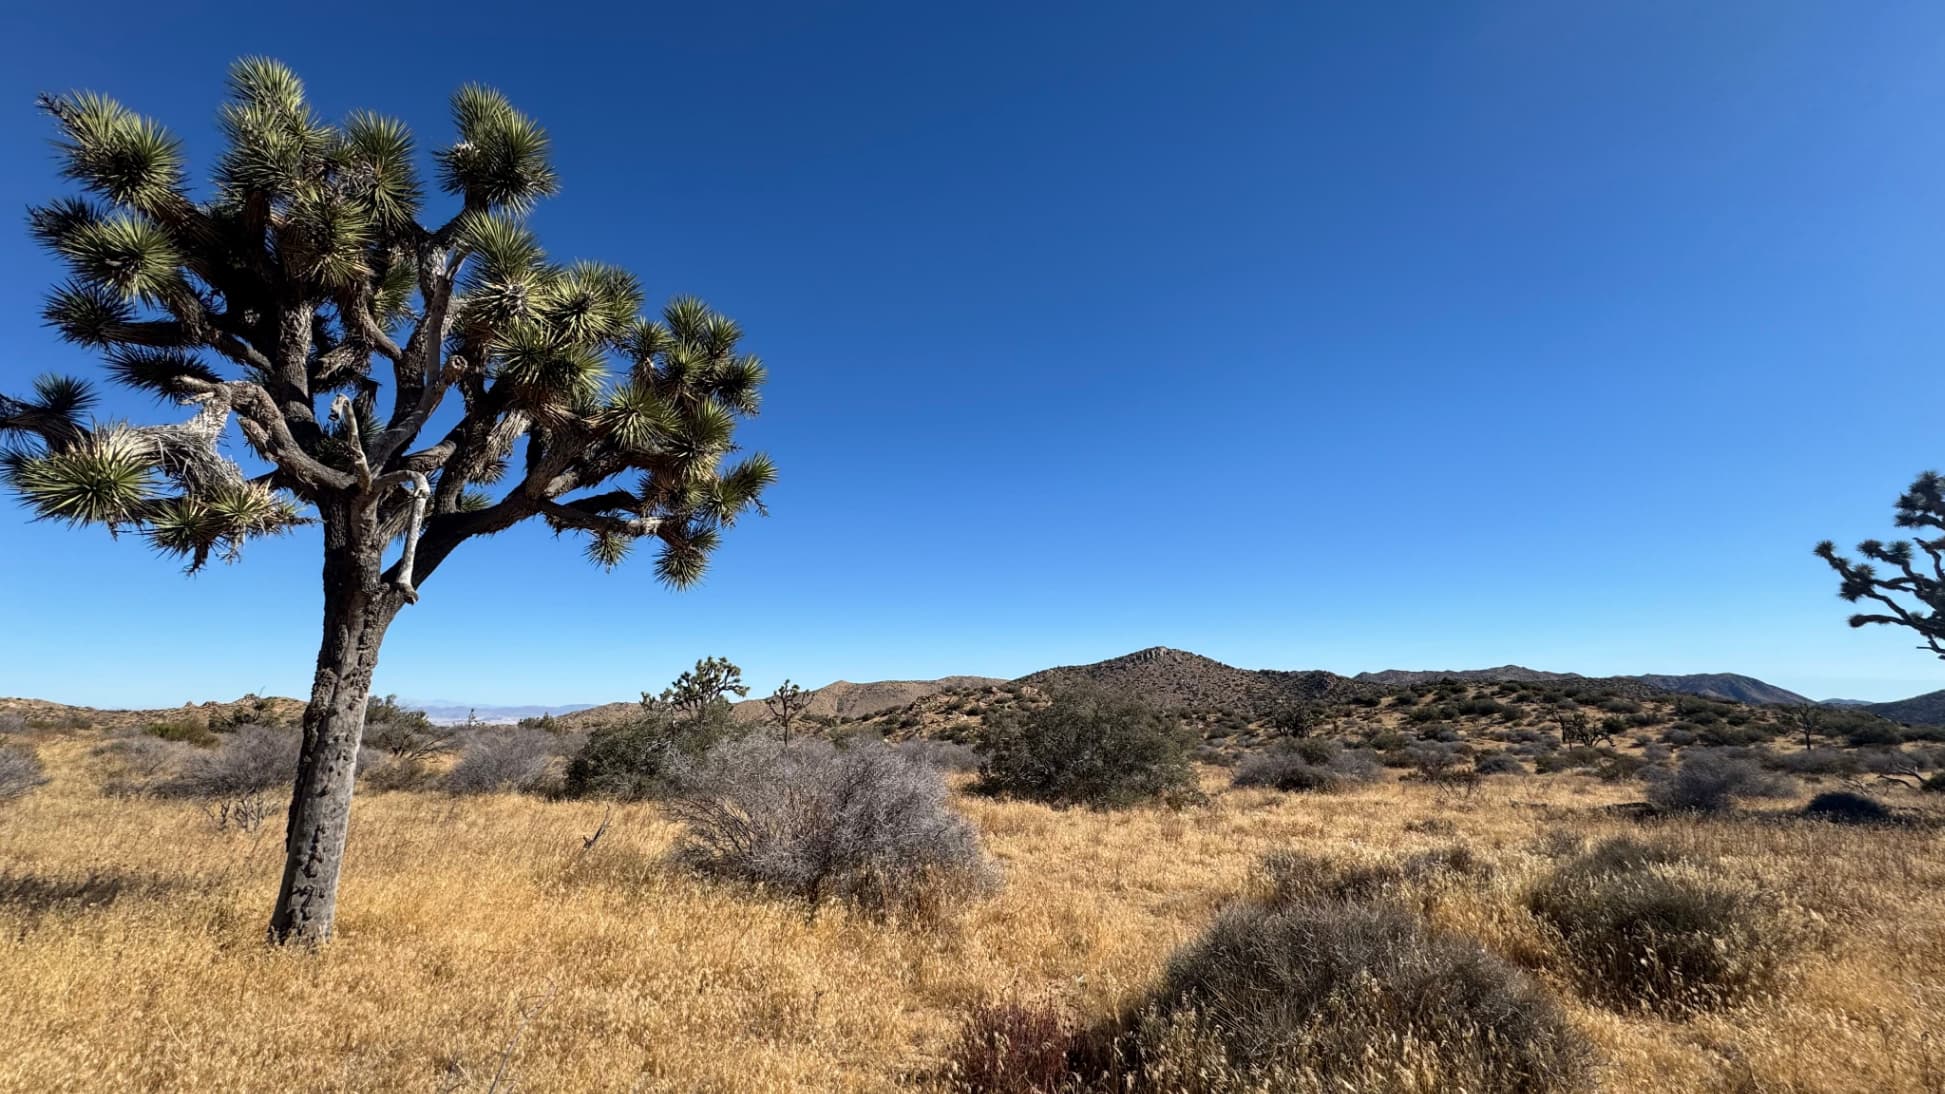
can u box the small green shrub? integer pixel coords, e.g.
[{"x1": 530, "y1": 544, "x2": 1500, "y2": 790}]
[
  {"x1": 1476, "y1": 751, "x2": 1528, "y2": 776},
  {"x1": 146, "y1": 720, "x2": 218, "y2": 747},
  {"x1": 363, "y1": 696, "x2": 455, "y2": 761},
  {"x1": 974, "y1": 689, "x2": 1198, "y2": 809},
  {"x1": 1800, "y1": 790, "x2": 1894, "y2": 825},
  {"x1": 1845, "y1": 721, "x2": 1904, "y2": 747},
  {"x1": 565, "y1": 703, "x2": 736, "y2": 800}
]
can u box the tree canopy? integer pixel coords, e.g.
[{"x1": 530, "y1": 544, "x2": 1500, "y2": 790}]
[
  {"x1": 1, "y1": 58, "x2": 776, "y2": 591},
  {"x1": 1816, "y1": 470, "x2": 1945, "y2": 660}
]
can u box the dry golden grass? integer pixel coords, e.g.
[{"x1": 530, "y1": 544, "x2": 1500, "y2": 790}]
[{"x1": 1, "y1": 734, "x2": 1942, "y2": 1092}]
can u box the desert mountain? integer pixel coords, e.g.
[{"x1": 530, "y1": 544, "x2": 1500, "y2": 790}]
[
  {"x1": 1862, "y1": 688, "x2": 1945, "y2": 726},
  {"x1": 761, "y1": 676, "x2": 1007, "y2": 720},
  {"x1": 1018, "y1": 647, "x2": 1376, "y2": 710},
  {"x1": 1626, "y1": 673, "x2": 1811, "y2": 707},
  {"x1": 0, "y1": 694, "x2": 305, "y2": 732},
  {"x1": 1354, "y1": 666, "x2": 1581, "y2": 686},
  {"x1": 1357, "y1": 666, "x2": 1811, "y2": 706}
]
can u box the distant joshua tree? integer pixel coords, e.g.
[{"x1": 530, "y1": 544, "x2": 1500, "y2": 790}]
[
  {"x1": 655, "y1": 656, "x2": 749, "y2": 732},
  {"x1": 1818, "y1": 471, "x2": 1945, "y2": 660},
  {"x1": 1555, "y1": 709, "x2": 1611, "y2": 749},
  {"x1": 764, "y1": 679, "x2": 811, "y2": 744},
  {"x1": 0, "y1": 60, "x2": 775, "y2": 944}
]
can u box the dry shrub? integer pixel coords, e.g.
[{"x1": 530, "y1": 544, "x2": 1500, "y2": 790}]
[
  {"x1": 667, "y1": 737, "x2": 996, "y2": 915},
  {"x1": 895, "y1": 738, "x2": 981, "y2": 773},
  {"x1": 1230, "y1": 741, "x2": 1380, "y2": 793},
  {"x1": 0, "y1": 743, "x2": 50, "y2": 804},
  {"x1": 359, "y1": 753, "x2": 432, "y2": 792},
  {"x1": 154, "y1": 725, "x2": 296, "y2": 799},
  {"x1": 1100, "y1": 901, "x2": 1591, "y2": 1093},
  {"x1": 361, "y1": 700, "x2": 457, "y2": 762},
  {"x1": 946, "y1": 996, "x2": 1074, "y2": 1094},
  {"x1": 92, "y1": 735, "x2": 189, "y2": 797},
  {"x1": 1645, "y1": 749, "x2": 1792, "y2": 813},
  {"x1": 444, "y1": 729, "x2": 558, "y2": 795},
  {"x1": 1528, "y1": 836, "x2": 1797, "y2": 1014},
  {"x1": 1257, "y1": 844, "x2": 1490, "y2": 912},
  {"x1": 1476, "y1": 751, "x2": 1529, "y2": 776},
  {"x1": 1259, "y1": 849, "x2": 1406, "y2": 907}
]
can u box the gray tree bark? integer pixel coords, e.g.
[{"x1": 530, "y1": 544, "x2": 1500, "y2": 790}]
[{"x1": 268, "y1": 501, "x2": 401, "y2": 945}]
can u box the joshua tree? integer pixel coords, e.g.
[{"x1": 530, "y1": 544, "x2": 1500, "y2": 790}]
[
  {"x1": 655, "y1": 655, "x2": 749, "y2": 731},
  {"x1": 0, "y1": 61, "x2": 775, "y2": 944},
  {"x1": 1817, "y1": 471, "x2": 1945, "y2": 660},
  {"x1": 763, "y1": 679, "x2": 810, "y2": 744}
]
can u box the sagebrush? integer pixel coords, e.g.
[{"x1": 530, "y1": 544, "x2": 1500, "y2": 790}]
[{"x1": 666, "y1": 737, "x2": 996, "y2": 914}]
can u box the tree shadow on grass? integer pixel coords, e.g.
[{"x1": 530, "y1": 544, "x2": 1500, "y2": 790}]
[{"x1": 0, "y1": 869, "x2": 177, "y2": 922}]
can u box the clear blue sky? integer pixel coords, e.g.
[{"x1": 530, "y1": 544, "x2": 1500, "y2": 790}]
[{"x1": 3, "y1": 1, "x2": 1944, "y2": 707}]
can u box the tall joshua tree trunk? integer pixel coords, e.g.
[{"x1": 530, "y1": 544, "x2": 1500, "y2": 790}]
[{"x1": 269, "y1": 503, "x2": 401, "y2": 945}]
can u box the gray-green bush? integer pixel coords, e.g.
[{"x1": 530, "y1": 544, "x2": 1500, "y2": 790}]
[
  {"x1": 156, "y1": 725, "x2": 297, "y2": 799},
  {"x1": 1646, "y1": 749, "x2": 1793, "y2": 813},
  {"x1": 666, "y1": 737, "x2": 996, "y2": 914},
  {"x1": 446, "y1": 729, "x2": 560, "y2": 795},
  {"x1": 1231, "y1": 740, "x2": 1381, "y2": 793}
]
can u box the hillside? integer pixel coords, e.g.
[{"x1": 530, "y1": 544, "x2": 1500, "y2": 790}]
[
  {"x1": 1357, "y1": 667, "x2": 1811, "y2": 706},
  {"x1": 1017, "y1": 646, "x2": 1376, "y2": 711},
  {"x1": 1864, "y1": 688, "x2": 1945, "y2": 726},
  {"x1": 1354, "y1": 666, "x2": 1582, "y2": 686},
  {"x1": 554, "y1": 674, "x2": 1006, "y2": 729},
  {"x1": 1628, "y1": 673, "x2": 1811, "y2": 707},
  {"x1": 0, "y1": 694, "x2": 305, "y2": 732}
]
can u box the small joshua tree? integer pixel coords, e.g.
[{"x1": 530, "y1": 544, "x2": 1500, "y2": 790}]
[
  {"x1": 656, "y1": 656, "x2": 749, "y2": 734},
  {"x1": 1818, "y1": 471, "x2": 1945, "y2": 659},
  {"x1": 0, "y1": 61, "x2": 775, "y2": 944},
  {"x1": 763, "y1": 679, "x2": 811, "y2": 744}
]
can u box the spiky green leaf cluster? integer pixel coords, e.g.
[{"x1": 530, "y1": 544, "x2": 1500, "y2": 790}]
[
  {"x1": 436, "y1": 85, "x2": 559, "y2": 211},
  {"x1": 5, "y1": 425, "x2": 155, "y2": 527},
  {"x1": 8, "y1": 58, "x2": 773, "y2": 589}
]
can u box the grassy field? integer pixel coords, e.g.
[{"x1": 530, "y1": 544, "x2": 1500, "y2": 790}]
[{"x1": 1, "y1": 733, "x2": 1942, "y2": 1092}]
